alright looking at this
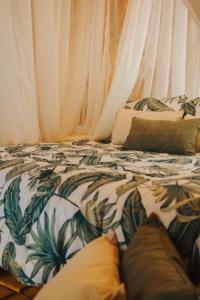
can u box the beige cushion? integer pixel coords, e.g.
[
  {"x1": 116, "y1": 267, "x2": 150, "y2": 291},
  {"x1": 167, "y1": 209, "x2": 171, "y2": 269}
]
[
  {"x1": 112, "y1": 109, "x2": 184, "y2": 145},
  {"x1": 34, "y1": 232, "x2": 125, "y2": 300},
  {"x1": 124, "y1": 118, "x2": 200, "y2": 155}
]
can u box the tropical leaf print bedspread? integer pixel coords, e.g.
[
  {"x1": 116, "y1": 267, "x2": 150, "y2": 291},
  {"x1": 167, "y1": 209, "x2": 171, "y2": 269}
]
[{"x1": 0, "y1": 140, "x2": 199, "y2": 285}]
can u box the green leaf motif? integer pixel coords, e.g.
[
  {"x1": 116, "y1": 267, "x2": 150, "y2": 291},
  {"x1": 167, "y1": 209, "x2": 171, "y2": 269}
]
[
  {"x1": 59, "y1": 172, "x2": 125, "y2": 201},
  {"x1": 9, "y1": 259, "x2": 34, "y2": 285},
  {"x1": 81, "y1": 192, "x2": 116, "y2": 230},
  {"x1": 80, "y1": 153, "x2": 102, "y2": 166},
  {"x1": 22, "y1": 175, "x2": 61, "y2": 235},
  {"x1": 27, "y1": 209, "x2": 77, "y2": 283},
  {"x1": 2, "y1": 242, "x2": 33, "y2": 285},
  {"x1": 82, "y1": 173, "x2": 125, "y2": 200},
  {"x1": 6, "y1": 161, "x2": 38, "y2": 182},
  {"x1": 121, "y1": 189, "x2": 147, "y2": 244},
  {"x1": 4, "y1": 177, "x2": 25, "y2": 245},
  {"x1": 134, "y1": 98, "x2": 173, "y2": 112},
  {"x1": 0, "y1": 159, "x2": 24, "y2": 171},
  {"x1": 153, "y1": 183, "x2": 200, "y2": 210},
  {"x1": 70, "y1": 210, "x2": 100, "y2": 244},
  {"x1": 2, "y1": 242, "x2": 16, "y2": 270},
  {"x1": 5, "y1": 145, "x2": 26, "y2": 154},
  {"x1": 182, "y1": 101, "x2": 196, "y2": 116},
  {"x1": 133, "y1": 98, "x2": 148, "y2": 110}
]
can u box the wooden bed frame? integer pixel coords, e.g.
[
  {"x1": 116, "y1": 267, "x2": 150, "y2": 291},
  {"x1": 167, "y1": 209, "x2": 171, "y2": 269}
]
[{"x1": 0, "y1": 268, "x2": 40, "y2": 299}]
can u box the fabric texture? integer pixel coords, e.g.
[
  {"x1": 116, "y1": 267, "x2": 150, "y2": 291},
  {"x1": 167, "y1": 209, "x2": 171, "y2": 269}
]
[
  {"x1": 184, "y1": 98, "x2": 200, "y2": 116},
  {"x1": 125, "y1": 96, "x2": 188, "y2": 112},
  {"x1": 189, "y1": 236, "x2": 200, "y2": 286},
  {"x1": 0, "y1": 141, "x2": 200, "y2": 285},
  {"x1": 1, "y1": 1, "x2": 200, "y2": 144},
  {"x1": 184, "y1": 115, "x2": 200, "y2": 152},
  {"x1": 112, "y1": 108, "x2": 183, "y2": 145},
  {"x1": 35, "y1": 233, "x2": 123, "y2": 300},
  {"x1": 120, "y1": 214, "x2": 198, "y2": 300},
  {"x1": 124, "y1": 118, "x2": 200, "y2": 155}
]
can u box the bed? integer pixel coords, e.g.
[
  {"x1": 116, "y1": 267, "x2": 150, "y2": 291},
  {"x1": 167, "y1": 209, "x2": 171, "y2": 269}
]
[{"x1": 0, "y1": 140, "x2": 199, "y2": 285}]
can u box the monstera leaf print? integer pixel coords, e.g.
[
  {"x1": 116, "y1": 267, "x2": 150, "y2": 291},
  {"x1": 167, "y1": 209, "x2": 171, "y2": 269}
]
[
  {"x1": 27, "y1": 209, "x2": 78, "y2": 284},
  {"x1": 2, "y1": 242, "x2": 33, "y2": 285},
  {"x1": 121, "y1": 189, "x2": 147, "y2": 244}
]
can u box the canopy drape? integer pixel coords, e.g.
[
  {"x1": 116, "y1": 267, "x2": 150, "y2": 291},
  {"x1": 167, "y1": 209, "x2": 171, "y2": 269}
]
[
  {"x1": 183, "y1": 0, "x2": 200, "y2": 28},
  {"x1": 0, "y1": 0, "x2": 200, "y2": 145}
]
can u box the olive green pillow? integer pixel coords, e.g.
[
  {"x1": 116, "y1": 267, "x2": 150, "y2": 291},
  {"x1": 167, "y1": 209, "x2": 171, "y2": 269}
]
[
  {"x1": 124, "y1": 118, "x2": 200, "y2": 155},
  {"x1": 120, "y1": 214, "x2": 198, "y2": 300}
]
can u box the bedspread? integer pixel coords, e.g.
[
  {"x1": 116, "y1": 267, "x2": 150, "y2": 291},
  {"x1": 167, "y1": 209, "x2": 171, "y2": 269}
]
[{"x1": 0, "y1": 140, "x2": 199, "y2": 285}]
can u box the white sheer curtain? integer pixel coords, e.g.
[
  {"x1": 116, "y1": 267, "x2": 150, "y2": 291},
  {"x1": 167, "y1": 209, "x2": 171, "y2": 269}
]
[
  {"x1": 93, "y1": 0, "x2": 200, "y2": 140},
  {"x1": 1, "y1": 0, "x2": 200, "y2": 145},
  {"x1": 92, "y1": 0, "x2": 153, "y2": 140},
  {"x1": 0, "y1": 0, "x2": 39, "y2": 145}
]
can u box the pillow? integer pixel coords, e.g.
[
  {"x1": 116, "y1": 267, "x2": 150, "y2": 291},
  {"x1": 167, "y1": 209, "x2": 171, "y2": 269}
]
[
  {"x1": 188, "y1": 236, "x2": 200, "y2": 286},
  {"x1": 184, "y1": 115, "x2": 200, "y2": 152},
  {"x1": 124, "y1": 118, "x2": 200, "y2": 155},
  {"x1": 35, "y1": 232, "x2": 124, "y2": 300},
  {"x1": 125, "y1": 97, "x2": 174, "y2": 111},
  {"x1": 120, "y1": 214, "x2": 198, "y2": 300},
  {"x1": 112, "y1": 109, "x2": 184, "y2": 145},
  {"x1": 160, "y1": 95, "x2": 188, "y2": 111},
  {"x1": 185, "y1": 97, "x2": 200, "y2": 117},
  {"x1": 125, "y1": 95, "x2": 187, "y2": 112}
]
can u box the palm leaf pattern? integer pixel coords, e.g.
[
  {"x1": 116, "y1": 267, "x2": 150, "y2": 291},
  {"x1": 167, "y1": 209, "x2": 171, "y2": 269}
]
[
  {"x1": 27, "y1": 209, "x2": 78, "y2": 283},
  {"x1": 0, "y1": 140, "x2": 199, "y2": 285},
  {"x1": 121, "y1": 189, "x2": 147, "y2": 244}
]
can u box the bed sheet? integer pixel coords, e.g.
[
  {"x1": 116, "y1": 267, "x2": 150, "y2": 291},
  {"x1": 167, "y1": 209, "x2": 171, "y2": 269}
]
[{"x1": 0, "y1": 140, "x2": 199, "y2": 285}]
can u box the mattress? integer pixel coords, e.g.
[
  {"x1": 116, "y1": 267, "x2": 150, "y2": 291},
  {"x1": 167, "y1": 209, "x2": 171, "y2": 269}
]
[{"x1": 0, "y1": 140, "x2": 199, "y2": 285}]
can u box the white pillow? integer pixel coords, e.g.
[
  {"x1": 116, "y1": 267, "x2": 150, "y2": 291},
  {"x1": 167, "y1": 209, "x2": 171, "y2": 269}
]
[
  {"x1": 111, "y1": 109, "x2": 184, "y2": 145},
  {"x1": 184, "y1": 115, "x2": 197, "y2": 119}
]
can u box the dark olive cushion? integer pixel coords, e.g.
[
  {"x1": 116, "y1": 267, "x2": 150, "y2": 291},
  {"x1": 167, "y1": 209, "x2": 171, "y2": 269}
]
[
  {"x1": 120, "y1": 214, "x2": 198, "y2": 300},
  {"x1": 124, "y1": 118, "x2": 200, "y2": 155},
  {"x1": 189, "y1": 237, "x2": 200, "y2": 286}
]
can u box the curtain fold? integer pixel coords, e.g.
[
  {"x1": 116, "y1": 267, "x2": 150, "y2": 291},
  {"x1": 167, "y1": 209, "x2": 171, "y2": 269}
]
[
  {"x1": 1, "y1": 0, "x2": 200, "y2": 146},
  {"x1": 32, "y1": 0, "x2": 71, "y2": 141},
  {"x1": 0, "y1": 0, "x2": 39, "y2": 146},
  {"x1": 92, "y1": 0, "x2": 153, "y2": 140}
]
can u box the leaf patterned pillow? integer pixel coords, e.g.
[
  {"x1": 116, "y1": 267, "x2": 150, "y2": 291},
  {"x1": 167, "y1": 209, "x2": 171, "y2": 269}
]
[
  {"x1": 184, "y1": 97, "x2": 200, "y2": 116},
  {"x1": 161, "y1": 95, "x2": 189, "y2": 112},
  {"x1": 125, "y1": 95, "x2": 188, "y2": 113},
  {"x1": 125, "y1": 97, "x2": 174, "y2": 111}
]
